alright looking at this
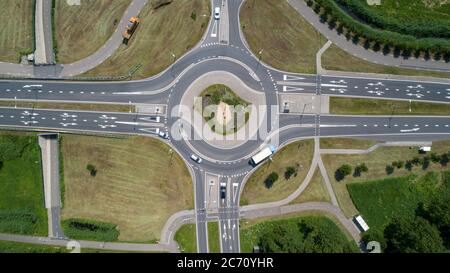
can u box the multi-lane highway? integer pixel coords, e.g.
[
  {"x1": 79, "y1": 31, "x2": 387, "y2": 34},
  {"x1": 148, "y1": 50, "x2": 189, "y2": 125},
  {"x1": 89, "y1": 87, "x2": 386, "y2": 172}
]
[{"x1": 0, "y1": 0, "x2": 449, "y2": 254}]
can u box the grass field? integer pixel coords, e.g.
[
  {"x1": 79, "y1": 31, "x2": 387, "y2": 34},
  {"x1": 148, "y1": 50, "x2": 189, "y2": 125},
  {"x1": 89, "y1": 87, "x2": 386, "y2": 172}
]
[
  {"x1": 83, "y1": 0, "x2": 210, "y2": 79},
  {"x1": 291, "y1": 167, "x2": 331, "y2": 204},
  {"x1": 240, "y1": 214, "x2": 358, "y2": 253},
  {"x1": 320, "y1": 137, "x2": 378, "y2": 150},
  {"x1": 241, "y1": 140, "x2": 314, "y2": 205},
  {"x1": 322, "y1": 140, "x2": 450, "y2": 217},
  {"x1": 240, "y1": 0, "x2": 325, "y2": 74},
  {"x1": 322, "y1": 44, "x2": 450, "y2": 79},
  {"x1": 0, "y1": 133, "x2": 47, "y2": 236},
  {"x1": 0, "y1": 101, "x2": 134, "y2": 113},
  {"x1": 60, "y1": 135, "x2": 193, "y2": 242},
  {"x1": 0, "y1": 0, "x2": 34, "y2": 63},
  {"x1": 330, "y1": 97, "x2": 450, "y2": 115},
  {"x1": 175, "y1": 224, "x2": 197, "y2": 253},
  {"x1": 55, "y1": 0, "x2": 131, "y2": 64},
  {"x1": 347, "y1": 170, "x2": 450, "y2": 233},
  {"x1": 208, "y1": 222, "x2": 220, "y2": 253}
]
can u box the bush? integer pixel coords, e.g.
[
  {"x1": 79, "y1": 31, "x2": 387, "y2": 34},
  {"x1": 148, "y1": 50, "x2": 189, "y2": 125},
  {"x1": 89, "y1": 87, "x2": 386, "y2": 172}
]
[
  {"x1": 190, "y1": 11, "x2": 197, "y2": 21},
  {"x1": 354, "y1": 163, "x2": 368, "y2": 177},
  {"x1": 62, "y1": 218, "x2": 119, "y2": 242},
  {"x1": 284, "y1": 167, "x2": 297, "y2": 180},
  {"x1": 385, "y1": 165, "x2": 394, "y2": 175},
  {"x1": 264, "y1": 172, "x2": 279, "y2": 189},
  {"x1": 86, "y1": 164, "x2": 97, "y2": 177},
  {"x1": 335, "y1": 164, "x2": 352, "y2": 181}
]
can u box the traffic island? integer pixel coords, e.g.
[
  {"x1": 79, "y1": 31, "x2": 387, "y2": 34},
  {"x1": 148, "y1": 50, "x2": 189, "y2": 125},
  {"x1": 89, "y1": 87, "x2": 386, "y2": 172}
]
[
  {"x1": 178, "y1": 71, "x2": 266, "y2": 150},
  {"x1": 195, "y1": 84, "x2": 251, "y2": 136}
]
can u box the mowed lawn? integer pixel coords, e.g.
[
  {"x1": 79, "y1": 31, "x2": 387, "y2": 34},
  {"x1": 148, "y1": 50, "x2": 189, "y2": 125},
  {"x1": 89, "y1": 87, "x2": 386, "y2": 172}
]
[
  {"x1": 320, "y1": 137, "x2": 378, "y2": 150},
  {"x1": 83, "y1": 0, "x2": 210, "y2": 79},
  {"x1": 322, "y1": 44, "x2": 450, "y2": 79},
  {"x1": 0, "y1": 0, "x2": 34, "y2": 63},
  {"x1": 241, "y1": 140, "x2": 314, "y2": 205},
  {"x1": 60, "y1": 135, "x2": 194, "y2": 242},
  {"x1": 0, "y1": 133, "x2": 47, "y2": 236},
  {"x1": 55, "y1": 0, "x2": 131, "y2": 64},
  {"x1": 240, "y1": 0, "x2": 325, "y2": 74},
  {"x1": 330, "y1": 97, "x2": 450, "y2": 115},
  {"x1": 291, "y1": 167, "x2": 331, "y2": 204},
  {"x1": 175, "y1": 224, "x2": 197, "y2": 253},
  {"x1": 322, "y1": 140, "x2": 450, "y2": 217}
]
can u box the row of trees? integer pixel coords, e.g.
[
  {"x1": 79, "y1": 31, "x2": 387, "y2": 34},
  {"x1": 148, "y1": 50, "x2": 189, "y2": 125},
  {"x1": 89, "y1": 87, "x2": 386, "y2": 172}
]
[
  {"x1": 363, "y1": 194, "x2": 450, "y2": 252},
  {"x1": 386, "y1": 152, "x2": 450, "y2": 175},
  {"x1": 334, "y1": 0, "x2": 450, "y2": 39},
  {"x1": 305, "y1": 0, "x2": 450, "y2": 61},
  {"x1": 264, "y1": 166, "x2": 299, "y2": 189},
  {"x1": 335, "y1": 163, "x2": 368, "y2": 181}
]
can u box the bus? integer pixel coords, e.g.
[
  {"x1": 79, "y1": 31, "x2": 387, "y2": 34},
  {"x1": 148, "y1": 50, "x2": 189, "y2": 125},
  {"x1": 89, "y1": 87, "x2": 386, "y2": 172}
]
[{"x1": 250, "y1": 145, "x2": 276, "y2": 166}]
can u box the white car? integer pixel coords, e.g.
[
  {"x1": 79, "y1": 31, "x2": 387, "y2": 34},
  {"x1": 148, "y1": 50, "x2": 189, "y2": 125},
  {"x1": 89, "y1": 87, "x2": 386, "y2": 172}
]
[
  {"x1": 214, "y1": 7, "x2": 220, "y2": 20},
  {"x1": 190, "y1": 154, "x2": 202, "y2": 164},
  {"x1": 158, "y1": 131, "x2": 169, "y2": 139}
]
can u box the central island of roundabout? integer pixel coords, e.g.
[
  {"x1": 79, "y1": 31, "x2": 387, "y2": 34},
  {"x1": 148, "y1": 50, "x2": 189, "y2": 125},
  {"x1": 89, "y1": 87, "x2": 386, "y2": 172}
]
[{"x1": 174, "y1": 71, "x2": 272, "y2": 163}]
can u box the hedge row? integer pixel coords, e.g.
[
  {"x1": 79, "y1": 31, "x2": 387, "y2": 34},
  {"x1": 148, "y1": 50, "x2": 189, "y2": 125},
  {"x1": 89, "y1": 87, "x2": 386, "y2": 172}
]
[
  {"x1": 62, "y1": 218, "x2": 119, "y2": 242},
  {"x1": 307, "y1": 0, "x2": 450, "y2": 59},
  {"x1": 334, "y1": 0, "x2": 450, "y2": 39}
]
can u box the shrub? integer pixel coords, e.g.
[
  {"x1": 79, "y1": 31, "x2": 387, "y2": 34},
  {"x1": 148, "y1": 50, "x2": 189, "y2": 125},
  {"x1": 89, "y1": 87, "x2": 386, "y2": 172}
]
[
  {"x1": 335, "y1": 164, "x2": 352, "y2": 181},
  {"x1": 284, "y1": 167, "x2": 297, "y2": 180},
  {"x1": 86, "y1": 164, "x2": 97, "y2": 177},
  {"x1": 190, "y1": 11, "x2": 197, "y2": 21},
  {"x1": 385, "y1": 165, "x2": 394, "y2": 175},
  {"x1": 264, "y1": 172, "x2": 279, "y2": 189},
  {"x1": 62, "y1": 218, "x2": 119, "y2": 242}
]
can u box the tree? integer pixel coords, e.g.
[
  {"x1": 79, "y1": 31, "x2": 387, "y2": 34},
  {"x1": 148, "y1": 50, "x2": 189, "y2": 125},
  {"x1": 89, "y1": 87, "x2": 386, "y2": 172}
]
[
  {"x1": 417, "y1": 196, "x2": 450, "y2": 248},
  {"x1": 354, "y1": 163, "x2": 368, "y2": 177},
  {"x1": 86, "y1": 164, "x2": 97, "y2": 177},
  {"x1": 264, "y1": 172, "x2": 279, "y2": 189},
  {"x1": 397, "y1": 161, "x2": 404, "y2": 169},
  {"x1": 284, "y1": 167, "x2": 297, "y2": 180},
  {"x1": 385, "y1": 164, "x2": 394, "y2": 175},
  {"x1": 335, "y1": 164, "x2": 352, "y2": 181},
  {"x1": 384, "y1": 217, "x2": 445, "y2": 253}
]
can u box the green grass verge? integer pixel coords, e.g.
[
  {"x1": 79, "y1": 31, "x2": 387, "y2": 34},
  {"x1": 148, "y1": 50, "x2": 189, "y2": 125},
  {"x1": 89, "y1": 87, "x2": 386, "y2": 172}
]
[
  {"x1": 347, "y1": 170, "x2": 450, "y2": 235},
  {"x1": 175, "y1": 224, "x2": 197, "y2": 253},
  {"x1": 320, "y1": 137, "x2": 378, "y2": 150},
  {"x1": 240, "y1": 215, "x2": 358, "y2": 253},
  {"x1": 330, "y1": 97, "x2": 450, "y2": 115},
  {"x1": 208, "y1": 222, "x2": 220, "y2": 253},
  {"x1": 240, "y1": 0, "x2": 325, "y2": 74},
  {"x1": 62, "y1": 218, "x2": 119, "y2": 242},
  {"x1": 0, "y1": 240, "x2": 67, "y2": 253},
  {"x1": 291, "y1": 167, "x2": 331, "y2": 204},
  {"x1": 0, "y1": 134, "x2": 47, "y2": 236},
  {"x1": 241, "y1": 140, "x2": 315, "y2": 205}
]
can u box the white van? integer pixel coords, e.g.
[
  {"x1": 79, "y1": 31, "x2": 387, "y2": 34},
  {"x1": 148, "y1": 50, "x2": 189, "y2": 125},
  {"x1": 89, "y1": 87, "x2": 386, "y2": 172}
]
[{"x1": 214, "y1": 7, "x2": 220, "y2": 20}]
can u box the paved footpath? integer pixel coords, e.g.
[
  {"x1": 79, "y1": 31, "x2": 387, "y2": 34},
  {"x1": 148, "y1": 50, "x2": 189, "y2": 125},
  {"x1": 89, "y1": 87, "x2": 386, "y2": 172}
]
[{"x1": 288, "y1": 0, "x2": 450, "y2": 72}]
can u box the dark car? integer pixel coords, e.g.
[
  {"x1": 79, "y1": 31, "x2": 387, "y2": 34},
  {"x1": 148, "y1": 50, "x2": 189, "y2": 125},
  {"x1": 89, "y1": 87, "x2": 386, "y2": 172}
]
[{"x1": 220, "y1": 182, "x2": 226, "y2": 199}]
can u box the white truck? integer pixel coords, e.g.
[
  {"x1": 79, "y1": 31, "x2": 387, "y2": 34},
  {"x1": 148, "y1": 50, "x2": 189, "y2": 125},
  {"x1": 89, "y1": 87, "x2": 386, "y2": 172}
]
[{"x1": 250, "y1": 145, "x2": 276, "y2": 166}]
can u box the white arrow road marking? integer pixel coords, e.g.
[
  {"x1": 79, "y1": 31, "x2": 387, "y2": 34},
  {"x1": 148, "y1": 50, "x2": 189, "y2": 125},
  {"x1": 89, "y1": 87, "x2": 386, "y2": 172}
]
[
  {"x1": 319, "y1": 124, "x2": 357, "y2": 128},
  {"x1": 60, "y1": 123, "x2": 77, "y2": 127},
  {"x1": 367, "y1": 82, "x2": 384, "y2": 86},
  {"x1": 407, "y1": 85, "x2": 424, "y2": 89},
  {"x1": 21, "y1": 121, "x2": 39, "y2": 125},
  {"x1": 139, "y1": 128, "x2": 159, "y2": 134},
  {"x1": 406, "y1": 93, "x2": 424, "y2": 98},
  {"x1": 400, "y1": 128, "x2": 421, "y2": 133},
  {"x1": 321, "y1": 84, "x2": 348, "y2": 88},
  {"x1": 329, "y1": 80, "x2": 347, "y2": 84},
  {"x1": 283, "y1": 86, "x2": 304, "y2": 92},
  {"x1": 329, "y1": 88, "x2": 347, "y2": 93},
  {"x1": 232, "y1": 183, "x2": 239, "y2": 203},
  {"x1": 99, "y1": 115, "x2": 117, "y2": 120},
  {"x1": 99, "y1": 124, "x2": 117, "y2": 129},
  {"x1": 283, "y1": 75, "x2": 305, "y2": 81},
  {"x1": 211, "y1": 20, "x2": 218, "y2": 38}
]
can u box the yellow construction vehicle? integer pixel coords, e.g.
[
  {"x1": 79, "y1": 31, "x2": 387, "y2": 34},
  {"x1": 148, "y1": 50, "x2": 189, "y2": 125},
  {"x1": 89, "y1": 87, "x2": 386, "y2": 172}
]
[{"x1": 122, "y1": 17, "x2": 140, "y2": 40}]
